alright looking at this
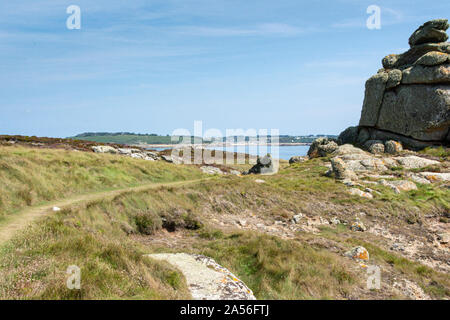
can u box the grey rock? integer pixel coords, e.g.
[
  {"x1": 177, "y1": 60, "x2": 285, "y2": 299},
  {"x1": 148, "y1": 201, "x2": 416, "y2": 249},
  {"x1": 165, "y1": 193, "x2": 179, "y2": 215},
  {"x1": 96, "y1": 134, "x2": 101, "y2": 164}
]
[
  {"x1": 332, "y1": 144, "x2": 368, "y2": 156},
  {"x1": 364, "y1": 140, "x2": 385, "y2": 154},
  {"x1": 161, "y1": 155, "x2": 174, "y2": 163},
  {"x1": 246, "y1": 154, "x2": 276, "y2": 175},
  {"x1": 389, "y1": 180, "x2": 418, "y2": 192},
  {"x1": 394, "y1": 156, "x2": 440, "y2": 169},
  {"x1": 350, "y1": 220, "x2": 367, "y2": 232},
  {"x1": 292, "y1": 214, "x2": 303, "y2": 224},
  {"x1": 392, "y1": 42, "x2": 450, "y2": 69},
  {"x1": 92, "y1": 146, "x2": 118, "y2": 154},
  {"x1": 357, "y1": 127, "x2": 371, "y2": 145},
  {"x1": 384, "y1": 140, "x2": 403, "y2": 154},
  {"x1": 382, "y1": 54, "x2": 400, "y2": 69},
  {"x1": 402, "y1": 64, "x2": 450, "y2": 84},
  {"x1": 408, "y1": 19, "x2": 449, "y2": 47},
  {"x1": 200, "y1": 166, "x2": 224, "y2": 175},
  {"x1": 363, "y1": 128, "x2": 437, "y2": 150},
  {"x1": 307, "y1": 138, "x2": 338, "y2": 158},
  {"x1": 345, "y1": 246, "x2": 370, "y2": 260},
  {"x1": 289, "y1": 156, "x2": 307, "y2": 164},
  {"x1": 331, "y1": 157, "x2": 358, "y2": 181},
  {"x1": 415, "y1": 51, "x2": 450, "y2": 66},
  {"x1": 377, "y1": 84, "x2": 450, "y2": 142},
  {"x1": 338, "y1": 126, "x2": 359, "y2": 145},
  {"x1": 386, "y1": 69, "x2": 403, "y2": 89},
  {"x1": 359, "y1": 71, "x2": 389, "y2": 126}
]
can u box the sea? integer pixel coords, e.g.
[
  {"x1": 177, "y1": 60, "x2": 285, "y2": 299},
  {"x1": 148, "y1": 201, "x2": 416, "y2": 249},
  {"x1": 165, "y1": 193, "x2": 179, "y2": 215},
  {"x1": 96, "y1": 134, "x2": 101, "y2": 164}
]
[{"x1": 150, "y1": 145, "x2": 309, "y2": 160}]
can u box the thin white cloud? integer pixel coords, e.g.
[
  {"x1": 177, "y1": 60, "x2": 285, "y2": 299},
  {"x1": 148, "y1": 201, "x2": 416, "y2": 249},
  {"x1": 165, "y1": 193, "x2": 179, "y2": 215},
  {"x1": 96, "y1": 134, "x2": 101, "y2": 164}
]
[{"x1": 174, "y1": 23, "x2": 311, "y2": 37}]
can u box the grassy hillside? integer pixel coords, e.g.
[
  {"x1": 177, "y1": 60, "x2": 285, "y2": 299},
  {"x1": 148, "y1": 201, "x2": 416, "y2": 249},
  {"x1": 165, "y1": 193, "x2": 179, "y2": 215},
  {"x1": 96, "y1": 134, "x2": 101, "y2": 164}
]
[
  {"x1": 0, "y1": 146, "x2": 204, "y2": 220},
  {"x1": 0, "y1": 146, "x2": 448, "y2": 299}
]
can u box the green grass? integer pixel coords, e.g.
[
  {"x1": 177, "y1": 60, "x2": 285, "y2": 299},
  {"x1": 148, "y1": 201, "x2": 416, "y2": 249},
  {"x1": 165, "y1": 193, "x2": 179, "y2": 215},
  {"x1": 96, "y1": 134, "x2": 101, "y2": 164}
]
[
  {"x1": 419, "y1": 146, "x2": 450, "y2": 161},
  {"x1": 0, "y1": 146, "x2": 449, "y2": 300},
  {"x1": 191, "y1": 232, "x2": 358, "y2": 299},
  {"x1": 0, "y1": 146, "x2": 204, "y2": 220}
]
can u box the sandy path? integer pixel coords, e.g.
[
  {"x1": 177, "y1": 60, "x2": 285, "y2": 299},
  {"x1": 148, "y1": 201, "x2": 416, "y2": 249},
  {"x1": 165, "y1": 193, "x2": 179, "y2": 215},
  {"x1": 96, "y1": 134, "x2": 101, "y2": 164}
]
[{"x1": 0, "y1": 178, "x2": 210, "y2": 244}]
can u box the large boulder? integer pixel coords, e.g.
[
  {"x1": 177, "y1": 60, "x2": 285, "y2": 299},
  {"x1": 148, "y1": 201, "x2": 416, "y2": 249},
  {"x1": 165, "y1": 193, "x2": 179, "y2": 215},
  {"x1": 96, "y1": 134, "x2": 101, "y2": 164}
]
[
  {"x1": 359, "y1": 71, "x2": 389, "y2": 127},
  {"x1": 289, "y1": 156, "x2": 307, "y2": 164},
  {"x1": 377, "y1": 84, "x2": 450, "y2": 142},
  {"x1": 409, "y1": 19, "x2": 449, "y2": 47},
  {"x1": 415, "y1": 52, "x2": 449, "y2": 66},
  {"x1": 346, "y1": 19, "x2": 450, "y2": 150},
  {"x1": 402, "y1": 64, "x2": 450, "y2": 84},
  {"x1": 307, "y1": 138, "x2": 338, "y2": 158},
  {"x1": 92, "y1": 146, "x2": 118, "y2": 154},
  {"x1": 246, "y1": 154, "x2": 276, "y2": 175},
  {"x1": 337, "y1": 126, "x2": 359, "y2": 145},
  {"x1": 331, "y1": 157, "x2": 358, "y2": 181}
]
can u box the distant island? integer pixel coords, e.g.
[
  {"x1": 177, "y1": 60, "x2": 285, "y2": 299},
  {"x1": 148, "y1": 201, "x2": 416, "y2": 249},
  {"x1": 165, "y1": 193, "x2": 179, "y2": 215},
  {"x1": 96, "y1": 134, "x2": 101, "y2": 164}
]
[{"x1": 70, "y1": 132, "x2": 338, "y2": 147}]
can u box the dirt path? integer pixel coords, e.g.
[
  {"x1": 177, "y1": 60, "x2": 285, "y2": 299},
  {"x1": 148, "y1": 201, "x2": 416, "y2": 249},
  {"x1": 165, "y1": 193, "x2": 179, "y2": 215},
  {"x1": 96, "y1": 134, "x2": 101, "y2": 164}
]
[{"x1": 0, "y1": 178, "x2": 210, "y2": 245}]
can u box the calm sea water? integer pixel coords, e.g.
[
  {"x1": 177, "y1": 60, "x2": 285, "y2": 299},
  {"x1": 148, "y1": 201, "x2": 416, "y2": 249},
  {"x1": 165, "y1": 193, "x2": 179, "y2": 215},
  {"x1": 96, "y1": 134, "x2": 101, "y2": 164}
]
[{"x1": 150, "y1": 145, "x2": 309, "y2": 160}]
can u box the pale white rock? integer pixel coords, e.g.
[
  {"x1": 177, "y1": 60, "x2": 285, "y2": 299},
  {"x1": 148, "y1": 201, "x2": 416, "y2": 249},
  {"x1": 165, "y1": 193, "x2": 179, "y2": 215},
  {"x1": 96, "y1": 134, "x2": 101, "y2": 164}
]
[
  {"x1": 200, "y1": 166, "x2": 224, "y2": 175},
  {"x1": 393, "y1": 156, "x2": 440, "y2": 169},
  {"x1": 92, "y1": 146, "x2": 118, "y2": 154},
  {"x1": 146, "y1": 253, "x2": 256, "y2": 300},
  {"x1": 418, "y1": 172, "x2": 450, "y2": 182},
  {"x1": 348, "y1": 188, "x2": 373, "y2": 199}
]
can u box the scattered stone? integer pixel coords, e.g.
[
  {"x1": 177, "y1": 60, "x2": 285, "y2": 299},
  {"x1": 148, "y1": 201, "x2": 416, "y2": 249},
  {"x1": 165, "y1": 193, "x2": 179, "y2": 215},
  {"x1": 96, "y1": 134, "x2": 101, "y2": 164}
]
[
  {"x1": 92, "y1": 146, "x2": 118, "y2": 154},
  {"x1": 345, "y1": 246, "x2": 369, "y2": 260},
  {"x1": 391, "y1": 243, "x2": 405, "y2": 252},
  {"x1": 393, "y1": 279, "x2": 431, "y2": 300},
  {"x1": 161, "y1": 155, "x2": 174, "y2": 163},
  {"x1": 237, "y1": 219, "x2": 247, "y2": 227},
  {"x1": 330, "y1": 217, "x2": 340, "y2": 225},
  {"x1": 348, "y1": 188, "x2": 373, "y2": 199},
  {"x1": 200, "y1": 166, "x2": 224, "y2": 175},
  {"x1": 384, "y1": 140, "x2": 403, "y2": 155},
  {"x1": 394, "y1": 156, "x2": 440, "y2": 169},
  {"x1": 117, "y1": 148, "x2": 141, "y2": 155},
  {"x1": 292, "y1": 214, "x2": 303, "y2": 224},
  {"x1": 409, "y1": 174, "x2": 432, "y2": 184},
  {"x1": 408, "y1": 19, "x2": 449, "y2": 47},
  {"x1": 386, "y1": 69, "x2": 403, "y2": 89},
  {"x1": 364, "y1": 140, "x2": 385, "y2": 154},
  {"x1": 415, "y1": 51, "x2": 449, "y2": 66},
  {"x1": 331, "y1": 157, "x2": 358, "y2": 181},
  {"x1": 389, "y1": 180, "x2": 418, "y2": 192},
  {"x1": 418, "y1": 172, "x2": 450, "y2": 182},
  {"x1": 332, "y1": 144, "x2": 367, "y2": 156},
  {"x1": 289, "y1": 156, "x2": 307, "y2": 164},
  {"x1": 52, "y1": 207, "x2": 61, "y2": 212},
  {"x1": 337, "y1": 126, "x2": 359, "y2": 145},
  {"x1": 437, "y1": 232, "x2": 449, "y2": 244},
  {"x1": 350, "y1": 220, "x2": 367, "y2": 232},
  {"x1": 307, "y1": 138, "x2": 338, "y2": 158},
  {"x1": 246, "y1": 155, "x2": 276, "y2": 175},
  {"x1": 254, "y1": 179, "x2": 266, "y2": 184},
  {"x1": 146, "y1": 253, "x2": 256, "y2": 300}
]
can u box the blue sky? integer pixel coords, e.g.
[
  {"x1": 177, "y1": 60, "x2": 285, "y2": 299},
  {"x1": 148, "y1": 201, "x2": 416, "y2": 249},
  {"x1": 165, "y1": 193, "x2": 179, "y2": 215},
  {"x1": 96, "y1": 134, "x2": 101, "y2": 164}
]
[{"x1": 0, "y1": 0, "x2": 448, "y2": 137}]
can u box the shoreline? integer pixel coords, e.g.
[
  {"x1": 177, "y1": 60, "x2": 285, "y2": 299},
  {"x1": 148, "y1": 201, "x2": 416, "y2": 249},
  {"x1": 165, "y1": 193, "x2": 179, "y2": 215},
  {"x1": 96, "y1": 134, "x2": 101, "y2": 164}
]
[{"x1": 135, "y1": 143, "x2": 312, "y2": 149}]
